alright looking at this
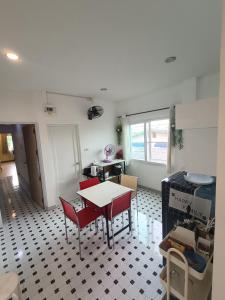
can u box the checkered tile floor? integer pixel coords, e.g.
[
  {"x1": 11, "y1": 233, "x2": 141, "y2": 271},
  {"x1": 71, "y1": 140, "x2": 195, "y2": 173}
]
[{"x1": 0, "y1": 177, "x2": 165, "y2": 300}]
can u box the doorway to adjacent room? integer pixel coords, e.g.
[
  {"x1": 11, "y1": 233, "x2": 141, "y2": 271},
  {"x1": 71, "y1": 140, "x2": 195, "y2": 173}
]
[{"x1": 0, "y1": 124, "x2": 44, "y2": 209}]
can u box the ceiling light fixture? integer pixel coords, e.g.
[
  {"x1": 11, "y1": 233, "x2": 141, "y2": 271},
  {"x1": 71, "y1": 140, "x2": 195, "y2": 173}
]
[
  {"x1": 100, "y1": 88, "x2": 108, "y2": 91},
  {"x1": 165, "y1": 56, "x2": 176, "y2": 63},
  {"x1": 6, "y1": 52, "x2": 19, "y2": 61}
]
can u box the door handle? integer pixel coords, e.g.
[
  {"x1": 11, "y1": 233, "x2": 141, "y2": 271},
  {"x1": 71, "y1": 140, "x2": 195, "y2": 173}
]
[{"x1": 73, "y1": 162, "x2": 80, "y2": 166}]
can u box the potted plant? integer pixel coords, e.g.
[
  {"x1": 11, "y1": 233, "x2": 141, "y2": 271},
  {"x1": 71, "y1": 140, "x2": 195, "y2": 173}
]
[
  {"x1": 172, "y1": 127, "x2": 184, "y2": 150},
  {"x1": 115, "y1": 121, "x2": 122, "y2": 145}
]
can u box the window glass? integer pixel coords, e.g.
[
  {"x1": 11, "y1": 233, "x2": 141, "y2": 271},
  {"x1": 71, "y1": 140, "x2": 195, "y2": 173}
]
[
  {"x1": 130, "y1": 119, "x2": 169, "y2": 164},
  {"x1": 130, "y1": 123, "x2": 145, "y2": 160},
  {"x1": 148, "y1": 119, "x2": 169, "y2": 163}
]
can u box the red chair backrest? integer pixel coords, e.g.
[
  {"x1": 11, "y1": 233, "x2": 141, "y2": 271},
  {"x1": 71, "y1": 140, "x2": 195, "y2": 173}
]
[
  {"x1": 59, "y1": 197, "x2": 79, "y2": 225},
  {"x1": 106, "y1": 191, "x2": 132, "y2": 220},
  {"x1": 79, "y1": 177, "x2": 100, "y2": 190}
]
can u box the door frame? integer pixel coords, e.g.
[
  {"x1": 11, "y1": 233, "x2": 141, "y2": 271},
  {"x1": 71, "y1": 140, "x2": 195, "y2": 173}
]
[
  {"x1": 22, "y1": 124, "x2": 45, "y2": 208},
  {"x1": 0, "y1": 121, "x2": 47, "y2": 208},
  {"x1": 47, "y1": 124, "x2": 82, "y2": 199}
]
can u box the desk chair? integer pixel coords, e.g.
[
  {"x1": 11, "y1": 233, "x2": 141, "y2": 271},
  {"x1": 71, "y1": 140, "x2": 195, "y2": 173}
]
[
  {"x1": 120, "y1": 174, "x2": 138, "y2": 219},
  {"x1": 105, "y1": 191, "x2": 132, "y2": 248},
  {"x1": 0, "y1": 272, "x2": 22, "y2": 300},
  {"x1": 60, "y1": 197, "x2": 103, "y2": 260},
  {"x1": 79, "y1": 177, "x2": 105, "y2": 233}
]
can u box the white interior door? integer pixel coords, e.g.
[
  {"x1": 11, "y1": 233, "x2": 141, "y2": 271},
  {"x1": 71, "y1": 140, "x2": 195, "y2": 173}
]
[{"x1": 48, "y1": 125, "x2": 81, "y2": 201}]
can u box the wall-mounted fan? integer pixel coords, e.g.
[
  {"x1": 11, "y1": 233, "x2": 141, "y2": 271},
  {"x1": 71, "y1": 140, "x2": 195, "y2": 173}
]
[
  {"x1": 88, "y1": 106, "x2": 104, "y2": 120},
  {"x1": 103, "y1": 144, "x2": 116, "y2": 163}
]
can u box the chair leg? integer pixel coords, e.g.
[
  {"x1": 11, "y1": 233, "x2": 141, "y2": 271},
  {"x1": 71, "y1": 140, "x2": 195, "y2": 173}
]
[
  {"x1": 128, "y1": 208, "x2": 132, "y2": 234},
  {"x1": 64, "y1": 216, "x2": 68, "y2": 243},
  {"x1": 136, "y1": 196, "x2": 139, "y2": 225},
  {"x1": 101, "y1": 216, "x2": 105, "y2": 240},
  {"x1": 122, "y1": 212, "x2": 124, "y2": 226},
  {"x1": 111, "y1": 219, "x2": 115, "y2": 249},
  {"x1": 95, "y1": 219, "x2": 99, "y2": 233},
  {"x1": 11, "y1": 293, "x2": 19, "y2": 300},
  {"x1": 78, "y1": 227, "x2": 82, "y2": 260}
]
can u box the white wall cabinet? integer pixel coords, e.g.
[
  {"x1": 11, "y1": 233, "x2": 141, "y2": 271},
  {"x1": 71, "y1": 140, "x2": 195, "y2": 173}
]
[
  {"x1": 175, "y1": 98, "x2": 218, "y2": 176},
  {"x1": 176, "y1": 98, "x2": 218, "y2": 129}
]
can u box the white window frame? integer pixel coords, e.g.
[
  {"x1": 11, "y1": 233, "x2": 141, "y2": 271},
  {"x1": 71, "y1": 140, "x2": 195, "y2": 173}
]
[{"x1": 129, "y1": 118, "x2": 169, "y2": 165}]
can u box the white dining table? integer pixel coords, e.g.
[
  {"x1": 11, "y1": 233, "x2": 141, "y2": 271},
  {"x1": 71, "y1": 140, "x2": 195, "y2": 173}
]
[{"x1": 76, "y1": 181, "x2": 133, "y2": 247}]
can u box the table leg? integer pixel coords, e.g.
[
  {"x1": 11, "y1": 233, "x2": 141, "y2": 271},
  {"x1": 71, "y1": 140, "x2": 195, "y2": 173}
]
[
  {"x1": 103, "y1": 166, "x2": 105, "y2": 181},
  {"x1": 128, "y1": 208, "x2": 132, "y2": 232},
  {"x1": 104, "y1": 207, "x2": 111, "y2": 248}
]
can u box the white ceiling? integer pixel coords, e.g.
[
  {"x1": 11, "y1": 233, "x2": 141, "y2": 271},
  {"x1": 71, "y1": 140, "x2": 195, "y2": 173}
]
[{"x1": 0, "y1": 0, "x2": 222, "y2": 101}]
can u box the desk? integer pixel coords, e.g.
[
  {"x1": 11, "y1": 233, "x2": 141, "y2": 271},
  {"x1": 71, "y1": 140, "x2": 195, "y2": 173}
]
[
  {"x1": 83, "y1": 159, "x2": 126, "y2": 182},
  {"x1": 77, "y1": 181, "x2": 133, "y2": 247}
]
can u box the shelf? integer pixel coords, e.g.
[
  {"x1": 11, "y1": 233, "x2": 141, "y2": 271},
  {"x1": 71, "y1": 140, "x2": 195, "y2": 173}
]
[
  {"x1": 159, "y1": 230, "x2": 213, "y2": 281},
  {"x1": 98, "y1": 174, "x2": 121, "y2": 182},
  {"x1": 106, "y1": 174, "x2": 121, "y2": 180},
  {"x1": 82, "y1": 173, "x2": 98, "y2": 178},
  {"x1": 95, "y1": 159, "x2": 125, "y2": 168},
  {"x1": 83, "y1": 173, "x2": 121, "y2": 182}
]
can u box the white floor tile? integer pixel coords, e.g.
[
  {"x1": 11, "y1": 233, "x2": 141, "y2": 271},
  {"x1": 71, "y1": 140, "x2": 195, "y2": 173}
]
[{"x1": 0, "y1": 177, "x2": 163, "y2": 300}]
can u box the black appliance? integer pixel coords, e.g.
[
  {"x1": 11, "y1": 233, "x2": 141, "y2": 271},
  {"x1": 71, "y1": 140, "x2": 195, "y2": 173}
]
[{"x1": 88, "y1": 106, "x2": 104, "y2": 120}]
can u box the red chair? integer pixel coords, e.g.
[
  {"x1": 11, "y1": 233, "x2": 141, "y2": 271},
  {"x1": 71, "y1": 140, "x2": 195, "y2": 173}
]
[
  {"x1": 105, "y1": 191, "x2": 132, "y2": 248},
  {"x1": 79, "y1": 178, "x2": 105, "y2": 236},
  {"x1": 59, "y1": 197, "x2": 103, "y2": 260},
  {"x1": 79, "y1": 178, "x2": 101, "y2": 210}
]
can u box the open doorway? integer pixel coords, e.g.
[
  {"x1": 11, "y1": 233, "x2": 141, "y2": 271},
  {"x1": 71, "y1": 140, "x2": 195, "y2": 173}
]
[
  {"x1": 0, "y1": 131, "x2": 19, "y2": 186},
  {"x1": 0, "y1": 124, "x2": 44, "y2": 209}
]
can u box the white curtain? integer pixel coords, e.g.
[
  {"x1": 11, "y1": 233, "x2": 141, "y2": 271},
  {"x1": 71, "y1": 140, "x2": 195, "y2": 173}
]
[
  {"x1": 166, "y1": 105, "x2": 175, "y2": 174},
  {"x1": 121, "y1": 116, "x2": 131, "y2": 165}
]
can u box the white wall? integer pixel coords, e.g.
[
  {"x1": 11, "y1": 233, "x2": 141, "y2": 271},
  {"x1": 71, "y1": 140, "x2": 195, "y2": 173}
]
[
  {"x1": 212, "y1": 1, "x2": 225, "y2": 298},
  {"x1": 197, "y1": 73, "x2": 220, "y2": 99},
  {"x1": 116, "y1": 74, "x2": 219, "y2": 190},
  {"x1": 117, "y1": 77, "x2": 197, "y2": 116},
  {"x1": 0, "y1": 90, "x2": 116, "y2": 207}
]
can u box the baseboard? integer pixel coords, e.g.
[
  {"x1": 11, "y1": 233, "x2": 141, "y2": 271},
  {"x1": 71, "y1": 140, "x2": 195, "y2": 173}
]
[
  {"x1": 138, "y1": 184, "x2": 161, "y2": 195},
  {"x1": 45, "y1": 205, "x2": 57, "y2": 211}
]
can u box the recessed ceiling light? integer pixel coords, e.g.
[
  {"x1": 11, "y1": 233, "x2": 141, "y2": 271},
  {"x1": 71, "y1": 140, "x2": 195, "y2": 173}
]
[
  {"x1": 100, "y1": 88, "x2": 108, "y2": 91},
  {"x1": 165, "y1": 56, "x2": 176, "y2": 63},
  {"x1": 6, "y1": 52, "x2": 19, "y2": 61}
]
